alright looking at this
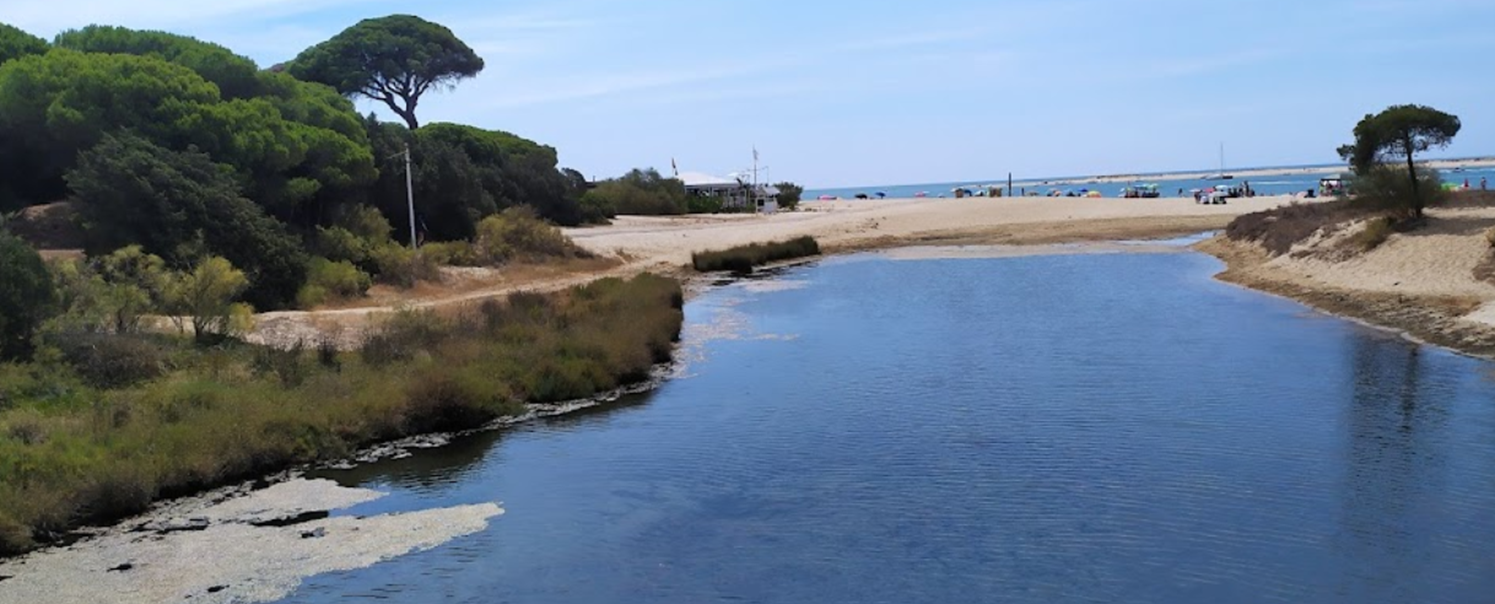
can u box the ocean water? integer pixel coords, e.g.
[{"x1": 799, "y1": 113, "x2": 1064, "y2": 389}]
[
  {"x1": 277, "y1": 250, "x2": 1495, "y2": 604},
  {"x1": 805, "y1": 165, "x2": 1495, "y2": 200}
]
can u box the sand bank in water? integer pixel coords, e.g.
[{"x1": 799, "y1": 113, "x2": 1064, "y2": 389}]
[{"x1": 0, "y1": 479, "x2": 503, "y2": 604}]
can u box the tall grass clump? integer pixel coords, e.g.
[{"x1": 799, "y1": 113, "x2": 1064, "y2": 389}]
[
  {"x1": 692, "y1": 236, "x2": 821, "y2": 273},
  {"x1": 0, "y1": 274, "x2": 683, "y2": 557}
]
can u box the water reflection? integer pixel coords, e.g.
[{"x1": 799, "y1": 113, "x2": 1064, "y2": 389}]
[
  {"x1": 312, "y1": 391, "x2": 661, "y2": 492},
  {"x1": 1339, "y1": 336, "x2": 1450, "y2": 601},
  {"x1": 276, "y1": 252, "x2": 1495, "y2": 604}
]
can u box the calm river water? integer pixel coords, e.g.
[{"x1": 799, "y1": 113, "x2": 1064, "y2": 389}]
[{"x1": 278, "y1": 248, "x2": 1495, "y2": 604}]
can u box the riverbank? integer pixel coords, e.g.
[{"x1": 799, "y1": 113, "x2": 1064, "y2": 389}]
[
  {"x1": 0, "y1": 275, "x2": 684, "y2": 559},
  {"x1": 1194, "y1": 200, "x2": 1495, "y2": 359}
]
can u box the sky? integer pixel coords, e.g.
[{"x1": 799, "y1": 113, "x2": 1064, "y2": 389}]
[{"x1": 3, "y1": 0, "x2": 1494, "y2": 188}]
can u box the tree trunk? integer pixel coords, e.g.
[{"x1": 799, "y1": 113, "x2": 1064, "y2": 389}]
[
  {"x1": 1404, "y1": 136, "x2": 1421, "y2": 218},
  {"x1": 384, "y1": 99, "x2": 420, "y2": 129}
]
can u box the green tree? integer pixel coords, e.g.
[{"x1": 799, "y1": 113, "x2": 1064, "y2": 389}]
[
  {"x1": 68, "y1": 133, "x2": 309, "y2": 309},
  {"x1": 581, "y1": 169, "x2": 690, "y2": 217},
  {"x1": 0, "y1": 228, "x2": 55, "y2": 360},
  {"x1": 774, "y1": 182, "x2": 804, "y2": 209},
  {"x1": 0, "y1": 22, "x2": 47, "y2": 65},
  {"x1": 46, "y1": 248, "x2": 169, "y2": 335},
  {"x1": 166, "y1": 256, "x2": 251, "y2": 342},
  {"x1": 289, "y1": 15, "x2": 484, "y2": 129},
  {"x1": 417, "y1": 122, "x2": 580, "y2": 226},
  {"x1": 0, "y1": 49, "x2": 375, "y2": 221},
  {"x1": 0, "y1": 48, "x2": 220, "y2": 202},
  {"x1": 1337, "y1": 104, "x2": 1461, "y2": 218},
  {"x1": 53, "y1": 25, "x2": 263, "y2": 99}
]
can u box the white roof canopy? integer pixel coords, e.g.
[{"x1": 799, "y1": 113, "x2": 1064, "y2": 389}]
[{"x1": 678, "y1": 171, "x2": 742, "y2": 188}]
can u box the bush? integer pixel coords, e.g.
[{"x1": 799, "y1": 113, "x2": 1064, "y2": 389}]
[
  {"x1": 54, "y1": 333, "x2": 168, "y2": 388},
  {"x1": 473, "y1": 206, "x2": 585, "y2": 264},
  {"x1": 419, "y1": 241, "x2": 481, "y2": 267},
  {"x1": 1351, "y1": 216, "x2": 1396, "y2": 251},
  {"x1": 69, "y1": 133, "x2": 309, "y2": 310},
  {"x1": 692, "y1": 236, "x2": 822, "y2": 272},
  {"x1": 581, "y1": 169, "x2": 689, "y2": 216},
  {"x1": 369, "y1": 243, "x2": 441, "y2": 288},
  {"x1": 314, "y1": 226, "x2": 371, "y2": 265},
  {"x1": 252, "y1": 340, "x2": 308, "y2": 387},
  {"x1": 297, "y1": 258, "x2": 372, "y2": 308},
  {"x1": 360, "y1": 308, "x2": 449, "y2": 366},
  {"x1": 774, "y1": 182, "x2": 804, "y2": 210},
  {"x1": 1349, "y1": 165, "x2": 1445, "y2": 219},
  {"x1": 0, "y1": 229, "x2": 57, "y2": 360}
]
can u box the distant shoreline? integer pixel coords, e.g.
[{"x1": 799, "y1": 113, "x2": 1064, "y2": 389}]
[{"x1": 810, "y1": 157, "x2": 1495, "y2": 193}]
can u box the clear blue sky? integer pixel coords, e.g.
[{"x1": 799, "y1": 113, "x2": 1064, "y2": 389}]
[{"x1": 3, "y1": 0, "x2": 1493, "y2": 188}]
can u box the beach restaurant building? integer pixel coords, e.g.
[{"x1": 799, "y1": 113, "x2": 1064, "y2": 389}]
[{"x1": 678, "y1": 171, "x2": 779, "y2": 213}]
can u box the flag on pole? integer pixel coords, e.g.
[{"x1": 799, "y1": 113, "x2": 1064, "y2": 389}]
[
  {"x1": 753, "y1": 146, "x2": 759, "y2": 162},
  {"x1": 671, "y1": 157, "x2": 677, "y2": 177}
]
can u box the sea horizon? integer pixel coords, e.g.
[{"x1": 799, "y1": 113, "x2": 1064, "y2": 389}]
[
  {"x1": 806, "y1": 156, "x2": 1495, "y2": 199},
  {"x1": 807, "y1": 154, "x2": 1495, "y2": 197}
]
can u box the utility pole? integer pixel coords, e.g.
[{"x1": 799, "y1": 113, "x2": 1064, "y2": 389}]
[
  {"x1": 404, "y1": 144, "x2": 417, "y2": 249},
  {"x1": 752, "y1": 146, "x2": 759, "y2": 208}
]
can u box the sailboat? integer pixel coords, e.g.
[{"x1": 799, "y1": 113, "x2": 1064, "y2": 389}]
[{"x1": 1204, "y1": 143, "x2": 1234, "y2": 181}]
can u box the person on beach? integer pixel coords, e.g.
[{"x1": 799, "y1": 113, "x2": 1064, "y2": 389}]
[{"x1": 1482, "y1": 177, "x2": 1488, "y2": 191}]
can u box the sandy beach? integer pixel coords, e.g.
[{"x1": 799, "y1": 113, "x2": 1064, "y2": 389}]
[{"x1": 563, "y1": 195, "x2": 1298, "y2": 268}]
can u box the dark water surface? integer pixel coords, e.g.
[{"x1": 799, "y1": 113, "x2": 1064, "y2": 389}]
[{"x1": 279, "y1": 251, "x2": 1495, "y2": 604}]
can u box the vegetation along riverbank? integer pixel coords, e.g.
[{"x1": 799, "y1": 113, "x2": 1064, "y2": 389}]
[{"x1": 0, "y1": 272, "x2": 683, "y2": 556}]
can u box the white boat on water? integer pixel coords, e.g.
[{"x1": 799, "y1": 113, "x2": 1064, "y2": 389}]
[{"x1": 1205, "y1": 143, "x2": 1233, "y2": 180}]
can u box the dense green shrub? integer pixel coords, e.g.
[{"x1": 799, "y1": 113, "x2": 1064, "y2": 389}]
[
  {"x1": 473, "y1": 207, "x2": 586, "y2": 263},
  {"x1": 418, "y1": 241, "x2": 482, "y2": 267},
  {"x1": 774, "y1": 182, "x2": 804, "y2": 209},
  {"x1": 692, "y1": 236, "x2": 822, "y2": 273},
  {"x1": 297, "y1": 258, "x2": 372, "y2": 307},
  {"x1": 54, "y1": 333, "x2": 167, "y2": 388},
  {"x1": 0, "y1": 229, "x2": 55, "y2": 360},
  {"x1": 0, "y1": 47, "x2": 373, "y2": 216},
  {"x1": 1349, "y1": 165, "x2": 1446, "y2": 218},
  {"x1": 53, "y1": 25, "x2": 263, "y2": 99},
  {"x1": 581, "y1": 169, "x2": 689, "y2": 216},
  {"x1": 0, "y1": 23, "x2": 48, "y2": 66},
  {"x1": 69, "y1": 133, "x2": 309, "y2": 310},
  {"x1": 368, "y1": 243, "x2": 441, "y2": 288}
]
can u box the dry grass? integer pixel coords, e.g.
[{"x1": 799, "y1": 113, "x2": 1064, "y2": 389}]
[
  {"x1": 1225, "y1": 199, "x2": 1376, "y2": 256},
  {"x1": 0, "y1": 274, "x2": 683, "y2": 557}
]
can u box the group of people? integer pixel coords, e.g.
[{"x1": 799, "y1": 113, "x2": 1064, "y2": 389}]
[{"x1": 1462, "y1": 177, "x2": 1488, "y2": 191}]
